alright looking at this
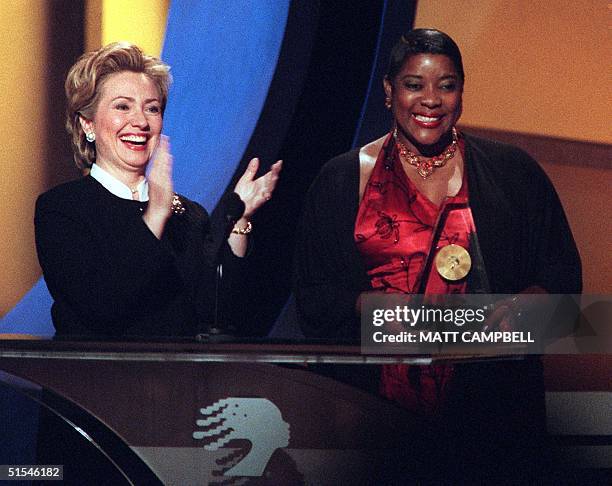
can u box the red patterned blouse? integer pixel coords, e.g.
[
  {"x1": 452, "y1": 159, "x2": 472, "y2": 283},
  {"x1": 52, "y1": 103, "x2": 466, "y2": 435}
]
[{"x1": 355, "y1": 133, "x2": 475, "y2": 414}]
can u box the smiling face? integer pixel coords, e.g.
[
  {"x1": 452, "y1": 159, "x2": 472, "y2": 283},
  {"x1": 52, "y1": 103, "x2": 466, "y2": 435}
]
[
  {"x1": 384, "y1": 53, "x2": 462, "y2": 155},
  {"x1": 80, "y1": 71, "x2": 163, "y2": 180}
]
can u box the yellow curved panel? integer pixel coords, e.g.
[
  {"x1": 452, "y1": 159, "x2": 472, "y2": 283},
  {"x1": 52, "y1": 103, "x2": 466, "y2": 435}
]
[
  {"x1": 0, "y1": 2, "x2": 49, "y2": 316},
  {"x1": 86, "y1": 0, "x2": 170, "y2": 56}
]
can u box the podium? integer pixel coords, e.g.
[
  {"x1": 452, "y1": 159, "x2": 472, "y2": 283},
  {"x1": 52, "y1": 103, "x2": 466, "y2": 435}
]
[
  {"x1": 1, "y1": 339, "x2": 610, "y2": 484},
  {"x1": 0, "y1": 339, "x2": 433, "y2": 485}
]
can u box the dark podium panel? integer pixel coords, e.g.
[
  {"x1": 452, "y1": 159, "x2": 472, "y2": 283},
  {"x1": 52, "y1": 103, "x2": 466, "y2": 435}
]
[
  {"x1": 2, "y1": 340, "x2": 610, "y2": 484},
  {"x1": 0, "y1": 341, "x2": 428, "y2": 485},
  {"x1": 0, "y1": 373, "x2": 157, "y2": 485}
]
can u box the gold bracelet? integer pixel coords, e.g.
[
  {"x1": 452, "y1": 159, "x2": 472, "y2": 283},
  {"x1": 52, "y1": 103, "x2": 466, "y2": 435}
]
[{"x1": 231, "y1": 220, "x2": 252, "y2": 235}]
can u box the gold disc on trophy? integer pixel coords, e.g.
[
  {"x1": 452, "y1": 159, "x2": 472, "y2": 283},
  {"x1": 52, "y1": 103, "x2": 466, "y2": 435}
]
[{"x1": 435, "y1": 244, "x2": 471, "y2": 281}]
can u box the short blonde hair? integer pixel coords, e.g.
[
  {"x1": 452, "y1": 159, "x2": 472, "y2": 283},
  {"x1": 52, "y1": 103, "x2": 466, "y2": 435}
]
[{"x1": 65, "y1": 42, "x2": 171, "y2": 169}]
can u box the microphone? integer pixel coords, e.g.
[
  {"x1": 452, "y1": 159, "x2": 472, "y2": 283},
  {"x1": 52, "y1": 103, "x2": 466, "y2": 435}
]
[
  {"x1": 198, "y1": 192, "x2": 246, "y2": 339},
  {"x1": 208, "y1": 191, "x2": 246, "y2": 258},
  {"x1": 223, "y1": 191, "x2": 246, "y2": 226}
]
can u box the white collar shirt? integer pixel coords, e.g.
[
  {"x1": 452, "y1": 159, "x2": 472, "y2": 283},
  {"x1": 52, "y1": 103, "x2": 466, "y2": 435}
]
[{"x1": 90, "y1": 163, "x2": 149, "y2": 202}]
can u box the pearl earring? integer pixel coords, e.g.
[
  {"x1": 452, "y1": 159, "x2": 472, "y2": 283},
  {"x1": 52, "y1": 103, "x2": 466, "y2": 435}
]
[{"x1": 86, "y1": 132, "x2": 95, "y2": 142}]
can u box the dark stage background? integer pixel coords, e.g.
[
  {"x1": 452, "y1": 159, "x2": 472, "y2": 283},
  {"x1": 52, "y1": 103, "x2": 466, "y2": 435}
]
[{"x1": 226, "y1": 0, "x2": 417, "y2": 337}]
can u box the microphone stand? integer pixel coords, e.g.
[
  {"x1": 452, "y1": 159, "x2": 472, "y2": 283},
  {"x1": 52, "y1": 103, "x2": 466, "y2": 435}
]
[{"x1": 196, "y1": 192, "x2": 245, "y2": 343}]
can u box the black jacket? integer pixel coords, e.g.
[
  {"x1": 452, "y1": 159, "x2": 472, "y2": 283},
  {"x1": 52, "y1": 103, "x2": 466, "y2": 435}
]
[
  {"x1": 295, "y1": 133, "x2": 582, "y2": 338},
  {"x1": 35, "y1": 176, "x2": 244, "y2": 337},
  {"x1": 293, "y1": 134, "x2": 582, "y2": 472}
]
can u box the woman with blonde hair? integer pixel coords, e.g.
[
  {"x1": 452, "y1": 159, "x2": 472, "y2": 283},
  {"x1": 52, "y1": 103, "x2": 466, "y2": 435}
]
[{"x1": 36, "y1": 42, "x2": 281, "y2": 337}]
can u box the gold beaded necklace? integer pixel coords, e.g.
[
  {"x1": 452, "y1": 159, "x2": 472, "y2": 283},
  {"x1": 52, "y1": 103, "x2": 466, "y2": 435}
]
[{"x1": 394, "y1": 127, "x2": 459, "y2": 179}]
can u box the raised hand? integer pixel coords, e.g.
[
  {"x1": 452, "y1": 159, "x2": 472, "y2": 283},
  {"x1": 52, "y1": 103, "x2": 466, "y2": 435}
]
[
  {"x1": 143, "y1": 135, "x2": 173, "y2": 239},
  {"x1": 233, "y1": 158, "x2": 282, "y2": 219}
]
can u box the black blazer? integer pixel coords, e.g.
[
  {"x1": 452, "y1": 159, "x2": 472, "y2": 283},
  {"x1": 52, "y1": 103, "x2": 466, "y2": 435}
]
[
  {"x1": 35, "y1": 176, "x2": 245, "y2": 337},
  {"x1": 294, "y1": 133, "x2": 582, "y2": 338}
]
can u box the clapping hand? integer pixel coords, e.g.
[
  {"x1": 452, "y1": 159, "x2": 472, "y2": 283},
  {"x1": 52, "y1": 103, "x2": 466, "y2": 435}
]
[
  {"x1": 143, "y1": 135, "x2": 173, "y2": 239},
  {"x1": 233, "y1": 158, "x2": 283, "y2": 219}
]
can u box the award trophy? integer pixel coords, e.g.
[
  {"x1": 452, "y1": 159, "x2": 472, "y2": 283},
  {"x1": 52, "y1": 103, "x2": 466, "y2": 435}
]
[{"x1": 418, "y1": 202, "x2": 490, "y2": 294}]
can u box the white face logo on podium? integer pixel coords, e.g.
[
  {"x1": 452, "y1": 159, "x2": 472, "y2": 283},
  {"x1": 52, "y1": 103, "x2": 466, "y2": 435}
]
[{"x1": 193, "y1": 397, "x2": 290, "y2": 477}]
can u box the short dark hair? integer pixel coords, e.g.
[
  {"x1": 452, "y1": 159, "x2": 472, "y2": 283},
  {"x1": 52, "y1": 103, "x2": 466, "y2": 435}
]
[{"x1": 386, "y1": 29, "x2": 464, "y2": 82}]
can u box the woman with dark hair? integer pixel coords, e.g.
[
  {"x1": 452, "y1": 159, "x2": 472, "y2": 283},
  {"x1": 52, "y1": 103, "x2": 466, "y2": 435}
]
[
  {"x1": 295, "y1": 29, "x2": 580, "y2": 476},
  {"x1": 35, "y1": 42, "x2": 281, "y2": 337}
]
